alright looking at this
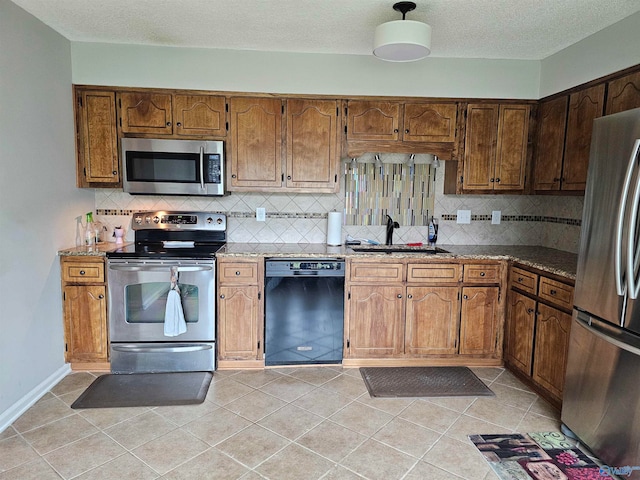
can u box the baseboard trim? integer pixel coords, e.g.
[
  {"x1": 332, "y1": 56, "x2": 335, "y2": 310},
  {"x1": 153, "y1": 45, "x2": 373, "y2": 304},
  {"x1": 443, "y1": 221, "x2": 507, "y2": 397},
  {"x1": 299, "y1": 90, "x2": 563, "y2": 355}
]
[{"x1": 0, "y1": 364, "x2": 71, "y2": 434}]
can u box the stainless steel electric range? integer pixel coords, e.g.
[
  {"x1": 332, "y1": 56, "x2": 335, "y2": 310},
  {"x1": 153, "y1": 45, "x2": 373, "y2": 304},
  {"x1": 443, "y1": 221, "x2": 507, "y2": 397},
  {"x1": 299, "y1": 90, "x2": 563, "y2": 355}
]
[{"x1": 106, "y1": 211, "x2": 226, "y2": 373}]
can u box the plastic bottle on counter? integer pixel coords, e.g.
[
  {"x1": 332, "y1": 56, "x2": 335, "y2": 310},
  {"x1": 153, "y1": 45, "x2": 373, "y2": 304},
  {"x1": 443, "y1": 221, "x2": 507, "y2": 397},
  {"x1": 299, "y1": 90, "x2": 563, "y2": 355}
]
[
  {"x1": 84, "y1": 212, "x2": 95, "y2": 247},
  {"x1": 428, "y1": 216, "x2": 438, "y2": 246}
]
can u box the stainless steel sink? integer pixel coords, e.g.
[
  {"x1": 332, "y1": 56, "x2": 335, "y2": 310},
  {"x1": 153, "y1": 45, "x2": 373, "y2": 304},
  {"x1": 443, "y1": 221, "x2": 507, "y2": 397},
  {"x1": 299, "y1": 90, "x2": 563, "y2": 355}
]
[{"x1": 349, "y1": 245, "x2": 449, "y2": 254}]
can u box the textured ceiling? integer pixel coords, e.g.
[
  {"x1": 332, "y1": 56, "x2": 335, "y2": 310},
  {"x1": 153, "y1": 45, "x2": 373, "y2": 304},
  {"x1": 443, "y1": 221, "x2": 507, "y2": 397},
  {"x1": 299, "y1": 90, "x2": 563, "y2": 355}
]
[{"x1": 10, "y1": 0, "x2": 640, "y2": 60}]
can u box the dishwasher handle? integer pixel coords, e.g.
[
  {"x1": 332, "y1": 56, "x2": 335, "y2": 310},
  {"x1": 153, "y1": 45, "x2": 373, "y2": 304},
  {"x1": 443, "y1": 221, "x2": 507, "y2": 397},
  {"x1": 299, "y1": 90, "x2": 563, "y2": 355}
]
[{"x1": 293, "y1": 270, "x2": 319, "y2": 276}]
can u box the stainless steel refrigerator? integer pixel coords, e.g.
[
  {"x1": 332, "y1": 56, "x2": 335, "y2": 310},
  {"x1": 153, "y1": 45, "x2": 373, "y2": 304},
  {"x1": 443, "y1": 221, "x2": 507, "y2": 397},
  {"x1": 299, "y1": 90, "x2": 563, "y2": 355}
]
[{"x1": 562, "y1": 107, "x2": 640, "y2": 476}]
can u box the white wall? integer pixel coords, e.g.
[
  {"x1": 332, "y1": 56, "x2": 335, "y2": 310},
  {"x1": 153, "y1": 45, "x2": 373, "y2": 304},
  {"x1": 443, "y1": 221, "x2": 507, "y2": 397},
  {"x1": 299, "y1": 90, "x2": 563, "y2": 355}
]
[
  {"x1": 71, "y1": 43, "x2": 540, "y2": 99},
  {"x1": 0, "y1": 1, "x2": 95, "y2": 421},
  {"x1": 540, "y1": 11, "x2": 640, "y2": 97}
]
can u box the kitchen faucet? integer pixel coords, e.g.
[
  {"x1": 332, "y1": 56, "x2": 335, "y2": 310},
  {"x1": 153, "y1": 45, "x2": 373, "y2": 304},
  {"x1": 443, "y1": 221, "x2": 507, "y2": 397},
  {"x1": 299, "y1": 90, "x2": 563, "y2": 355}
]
[{"x1": 385, "y1": 215, "x2": 400, "y2": 245}]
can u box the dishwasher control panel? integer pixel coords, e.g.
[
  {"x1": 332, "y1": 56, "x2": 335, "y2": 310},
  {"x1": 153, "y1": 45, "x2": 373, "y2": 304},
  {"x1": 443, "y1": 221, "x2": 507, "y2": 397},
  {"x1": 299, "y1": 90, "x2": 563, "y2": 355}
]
[{"x1": 266, "y1": 259, "x2": 344, "y2": 277}]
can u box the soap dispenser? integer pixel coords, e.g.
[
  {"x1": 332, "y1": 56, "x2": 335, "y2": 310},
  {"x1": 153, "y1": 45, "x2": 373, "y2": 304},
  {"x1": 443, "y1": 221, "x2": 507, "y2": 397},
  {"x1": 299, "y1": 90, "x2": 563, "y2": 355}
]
[{"x1": 428, "y1": 217, "x2": 438, "y2": 246}]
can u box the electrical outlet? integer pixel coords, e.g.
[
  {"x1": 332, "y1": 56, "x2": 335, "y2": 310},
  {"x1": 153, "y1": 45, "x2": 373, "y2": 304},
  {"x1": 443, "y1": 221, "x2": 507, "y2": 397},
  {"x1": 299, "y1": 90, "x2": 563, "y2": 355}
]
[
  {"x1": 256, "y1": 207, "x2": 266, "y2": 222},
  {"x1": 457, "y1": 210, "x2": 471, "y2": 224},
  {"x1": 492, "y1": 210, "x2": 501, "y2": 225}
]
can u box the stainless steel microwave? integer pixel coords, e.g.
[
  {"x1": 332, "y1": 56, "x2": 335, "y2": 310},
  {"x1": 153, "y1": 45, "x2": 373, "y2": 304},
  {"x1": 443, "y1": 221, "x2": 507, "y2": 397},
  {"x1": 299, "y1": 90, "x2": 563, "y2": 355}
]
[{"x1": 122, "y1": 138, "x2": 225, "y2": 196}]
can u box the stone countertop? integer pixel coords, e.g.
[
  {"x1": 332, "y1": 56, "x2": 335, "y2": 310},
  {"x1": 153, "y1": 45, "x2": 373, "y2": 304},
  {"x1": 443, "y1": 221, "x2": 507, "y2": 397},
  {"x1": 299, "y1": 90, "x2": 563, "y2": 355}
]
[
  {"x1": 58, "y1": 242, "x2": 133, "y2": 257},
  {"x1": 217, "y1": 243, "x2": 578, "y2": 279},
  {"x1": 59, "y1": 242, "x2": 577, "y2": 279}
]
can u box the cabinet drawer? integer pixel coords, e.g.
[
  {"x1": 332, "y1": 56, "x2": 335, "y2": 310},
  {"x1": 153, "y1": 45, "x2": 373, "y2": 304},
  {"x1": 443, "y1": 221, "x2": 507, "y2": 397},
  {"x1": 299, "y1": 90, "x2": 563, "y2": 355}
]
[
  {"x1": 407, "y1": 264, "x2": 461, "y2": 283},
  {"x1": 539, "y1": 277, "x2": 574, "y2": 310},
  {"x1": 349, "y1": 262, "x2": 404, "y2": 283},
  {"x1": 463, "y1": 264, "x2": 500, "y2": 283},
  {"x1": 510, "y1": 267, "x2": 538, "y2": 294},
  {"x1": 219, "y1": 262, "x2": 259, "y2": 284},
  {"x1": 62, "y1": 259, "x2": 104, "y2": 283}
]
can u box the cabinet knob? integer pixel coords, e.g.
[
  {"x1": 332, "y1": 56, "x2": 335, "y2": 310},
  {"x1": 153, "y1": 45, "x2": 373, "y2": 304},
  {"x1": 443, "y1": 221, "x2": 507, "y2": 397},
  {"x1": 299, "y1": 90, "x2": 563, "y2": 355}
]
[
  {"x1": 405, "y1": 129, "x2": 409, "y2": 134},
  {"x1": 553, "y1": 177, "x2": 561, "y2": 182},
  {"x1": 166, "y1": 122, "x2": 171, "y2": 126},
  {"x1": 79, "y1": 270, "x2": 85, "y2": 275},
  {"x1": 397, "y1": 294, "x2": 402, "y2": 298},
  {"x1": 527, "y1": 308, "x2": 534, "y2": 314},
  {"x1": 176, "y1": 122, "x2": 182, "y2": 127},
  {"x1": 407, "y1": 294, "x2": 413, "y2": 299},
  {"x1": 220, "y1": 294, "x2": 225, "y2": 299},
  {"x1": 480, "y1": 272, "x2": 486, "y2": 277},
  {"x1": 287, "y1": 175, "x2": 292, "y2": 180},
  {"x1": 550, "y1": 289, "x2": 557, "y2": 295},
  {"x1": 490, "y1": 178, "x2": 495, "y2": 182},
  {"x1": 98, "y1": 294, "x2": 104, "y2": 299},
  {"x1": 518, "y1": 277, "x2": 524, "y2": 282},
  {"x1": 394, "y1": 128, "x2": 399, "y2": 133},
  {"x1": 496, "y1": 178, "x2": 501, "y2": 183},
  {"x1": 463, "y1": 294, "x2": 469, "y2": 300},
  {"x1": 231, "y1": 174, "x2": 237, "y2": 178},
  {"x1": 235, "y1": 271, "x2": 241, "y2": 276}
]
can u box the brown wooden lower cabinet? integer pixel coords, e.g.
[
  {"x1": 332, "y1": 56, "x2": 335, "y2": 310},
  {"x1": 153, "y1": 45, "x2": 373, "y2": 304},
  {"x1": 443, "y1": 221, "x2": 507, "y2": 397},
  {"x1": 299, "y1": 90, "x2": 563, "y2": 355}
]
[
  {"x1": 217, "y1": 259, "x2": 264, "y2": 365},
  {"x1": 345, "y1": 260, "x2": 503, "y2": 362},
  {"x1": 60, "y1": 257, "x2": 109, "y2": 364},
  {"x1": 405, "y1": 286, "x2": 460, "y2": 355},
  {"x1": 505, "y1": 264, "x2": 574, "y2": 406},
  {"x1": 532, "y1": 303, "x2": 572, "y2": 399},
  {"x1": 347, "y1": 285, "x2": 405, "y2": 357}
]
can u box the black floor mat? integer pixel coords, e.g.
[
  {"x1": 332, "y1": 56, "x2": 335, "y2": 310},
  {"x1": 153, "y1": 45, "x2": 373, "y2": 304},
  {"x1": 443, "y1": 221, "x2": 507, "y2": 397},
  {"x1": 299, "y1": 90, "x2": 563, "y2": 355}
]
[
  {"x1": 360, "y1": 366, "x2": 494, "y2": 398},
  {"x1": 70, "y1": 371, "x2": 213, "y2": 409}
]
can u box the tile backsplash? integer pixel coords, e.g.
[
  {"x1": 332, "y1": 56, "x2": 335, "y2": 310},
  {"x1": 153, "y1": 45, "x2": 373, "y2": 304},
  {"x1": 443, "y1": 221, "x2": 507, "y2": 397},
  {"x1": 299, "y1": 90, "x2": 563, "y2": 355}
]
[{"x1": 94, "y1": 165, "x2": 584, "y2": 253}]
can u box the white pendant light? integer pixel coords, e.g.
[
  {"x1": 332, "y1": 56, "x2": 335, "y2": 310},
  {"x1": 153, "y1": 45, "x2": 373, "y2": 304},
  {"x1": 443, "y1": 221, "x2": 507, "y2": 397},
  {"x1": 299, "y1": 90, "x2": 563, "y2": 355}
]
[{"x1": 373, "y1": 2, "x2": 431, "y2": 62}]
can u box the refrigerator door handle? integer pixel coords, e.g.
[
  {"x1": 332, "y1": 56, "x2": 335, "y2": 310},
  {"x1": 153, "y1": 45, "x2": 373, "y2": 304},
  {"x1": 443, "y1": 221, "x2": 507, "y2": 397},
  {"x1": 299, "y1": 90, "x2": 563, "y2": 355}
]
[
  {"x1": 575, "y1": 315, "x2": 640, "y2": 356},
  {"x1": 625, "y1": 139, "x2": 640, "y2": 300},
  {"x1": 616, "y1": 139, "x2": 640, "y2": 296}
]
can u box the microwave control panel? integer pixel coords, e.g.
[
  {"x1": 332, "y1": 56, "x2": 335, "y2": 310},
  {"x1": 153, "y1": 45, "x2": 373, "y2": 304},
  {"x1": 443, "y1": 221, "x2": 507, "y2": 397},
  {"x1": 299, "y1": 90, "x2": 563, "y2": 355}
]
[{"x1": 206, "y1": 154, "x2": 222, "y2": 184}]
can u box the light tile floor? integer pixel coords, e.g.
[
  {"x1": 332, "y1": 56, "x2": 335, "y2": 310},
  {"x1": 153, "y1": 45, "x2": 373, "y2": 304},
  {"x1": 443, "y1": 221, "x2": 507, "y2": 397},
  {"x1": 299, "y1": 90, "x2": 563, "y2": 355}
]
[{"x1": 1, "y1": 367, "x2": 568, "y2": 480}]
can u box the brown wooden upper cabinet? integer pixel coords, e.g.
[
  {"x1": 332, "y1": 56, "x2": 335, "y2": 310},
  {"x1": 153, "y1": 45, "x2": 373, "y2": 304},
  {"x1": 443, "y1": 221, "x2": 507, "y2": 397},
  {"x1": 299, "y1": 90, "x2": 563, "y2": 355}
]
[
  {"x1": 229, "y1": 97, "x2": 340, "y2": 193},
  {"x1": 345, "y1": 100, "x2": 458, "y2": 157},
  {"x1": 462, "y1": 103, "x2": 530, "y2": 191},
  {"x1": 561, "y1": 84, "x2": 605, "y2": 191},
  {"x1": 606, "y1": 70, "x2": 640, "y2": 115},
  {"x1": 117, "y1": 92, "x2": 227, "y2": 137},
  {"x1": 533, "y1": 96, "x2": 569, "y2": 191},
  {"x1": 75, "y1": 89, "x2": 119, "y2": 187}
]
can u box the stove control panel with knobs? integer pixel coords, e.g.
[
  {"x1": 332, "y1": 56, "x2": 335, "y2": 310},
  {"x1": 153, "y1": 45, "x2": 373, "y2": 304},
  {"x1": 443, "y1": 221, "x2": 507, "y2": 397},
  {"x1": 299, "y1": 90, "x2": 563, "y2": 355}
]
[{"x1": 131, "y1": 211, "x2": 227, "y2": 231}]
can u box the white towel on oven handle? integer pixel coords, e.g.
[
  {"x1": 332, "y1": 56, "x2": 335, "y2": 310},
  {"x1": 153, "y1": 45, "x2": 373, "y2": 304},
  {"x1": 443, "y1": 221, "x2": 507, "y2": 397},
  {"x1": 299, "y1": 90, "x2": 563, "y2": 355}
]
[{"x1": 164, "y1": 266, "x2": 187, "y2": 337}]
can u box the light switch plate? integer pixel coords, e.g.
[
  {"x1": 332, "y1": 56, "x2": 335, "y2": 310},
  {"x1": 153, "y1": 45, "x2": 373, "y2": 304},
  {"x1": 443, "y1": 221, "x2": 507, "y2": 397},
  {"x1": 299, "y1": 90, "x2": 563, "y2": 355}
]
[
  {"x1": 256, "y1": 207, "x2": 266, "y2": 222},
  {"x1": 492, "y1": 210, "x2": 501, "y2": 225},
  {"x1": 457, "y1": 210, "x2": 471, "y2": 224}
]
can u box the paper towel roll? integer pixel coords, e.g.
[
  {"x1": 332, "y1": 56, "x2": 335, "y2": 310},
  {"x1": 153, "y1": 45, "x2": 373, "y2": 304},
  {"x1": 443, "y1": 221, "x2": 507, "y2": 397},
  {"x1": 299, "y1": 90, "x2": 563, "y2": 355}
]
[{"x1": 326, "y1": 211, "x2": 343, "y2": 246}]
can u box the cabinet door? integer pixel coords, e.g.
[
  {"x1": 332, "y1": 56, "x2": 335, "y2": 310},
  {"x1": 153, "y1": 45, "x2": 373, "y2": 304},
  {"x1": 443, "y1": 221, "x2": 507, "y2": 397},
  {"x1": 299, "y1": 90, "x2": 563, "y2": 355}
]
[
  {"x1": 346, "y1": 101, "x2": 400, "y2": 141},
  {"x1": 347, "y1": 285, "x2": 404, "y2": 357},
  {"x1": 462, "y1": 104, "x2": 499, "y2": 190},
  {"x1": 606, "y1": 71, "x2": 640, "y2": 115},
  {"x1": 218, "y1": 285, "x2": 260, "y2": 360},
  {"x1": 506, "y1": 291, "x2": 536, "y2": 376},
  {"x1": 534, "y1": 97, "x2": 568, "y2": 191},
  {"x1": 286, "y1": 99, "x2": 339, "y2": 192},
  {"x1": 532, "y1": 303, "x2": 572, "y2": 399},
  {"x1": 459, "y1": 286, "x2": 499, "y2": 355},
  {"x1": 405, "y1": 286, "x2": 460, "y2": 355},
  {"x1": 174, "y1": 94, "x2": 226, "y2": 136},
  {"x1": 494, "y1": 104, "x2": 529, "y2": 190},
  {"x1": 63, "y1": 285, "x2": 108, "y2": 362},
  {"x1": 229, "y1": 97, "x2": 282, "y2": 189},
  {"x1": 403, "y1": 103, "x2": 457, "y2": 143},
  {"x1": 562, "y1": 84, "x2": 605, "y2": 191},
  {"x1": 77, "y1": 90, "x2": 119, "y2": 185},
  {"x1": 118, "y1": 92, "x2": 173, "y2": 134}
]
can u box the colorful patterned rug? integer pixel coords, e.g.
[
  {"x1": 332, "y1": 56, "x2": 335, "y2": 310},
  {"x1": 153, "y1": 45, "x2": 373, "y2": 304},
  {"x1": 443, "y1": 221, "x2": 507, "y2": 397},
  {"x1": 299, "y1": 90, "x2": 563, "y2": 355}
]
[{"x1": 470, "y1": 432, "x2": 610, "y2": 480}]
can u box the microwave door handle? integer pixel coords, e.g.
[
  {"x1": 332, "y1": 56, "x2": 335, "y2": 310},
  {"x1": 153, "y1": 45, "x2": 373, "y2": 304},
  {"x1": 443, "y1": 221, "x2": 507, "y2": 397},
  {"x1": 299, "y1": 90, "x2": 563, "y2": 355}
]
[
  {"x1": 625, "y1": 139, "x2": 640, "y2": 301},
  {"x1": 199, "y1": 146, "x2": 205, "y2": 190}
]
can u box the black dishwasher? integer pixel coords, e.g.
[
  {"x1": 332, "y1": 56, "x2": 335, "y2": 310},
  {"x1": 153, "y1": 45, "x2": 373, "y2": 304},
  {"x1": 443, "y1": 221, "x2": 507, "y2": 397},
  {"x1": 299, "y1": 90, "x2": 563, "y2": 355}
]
[{"x1": 265, "y1": 259, "x2": 345, "y2": 366}]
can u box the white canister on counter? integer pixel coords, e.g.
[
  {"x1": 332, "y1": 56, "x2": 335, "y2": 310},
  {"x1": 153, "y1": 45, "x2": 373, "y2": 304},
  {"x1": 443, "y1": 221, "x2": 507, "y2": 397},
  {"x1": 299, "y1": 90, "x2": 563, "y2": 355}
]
[{"x1": 326, "y1": 211, "x2": 343, "y2": 246}]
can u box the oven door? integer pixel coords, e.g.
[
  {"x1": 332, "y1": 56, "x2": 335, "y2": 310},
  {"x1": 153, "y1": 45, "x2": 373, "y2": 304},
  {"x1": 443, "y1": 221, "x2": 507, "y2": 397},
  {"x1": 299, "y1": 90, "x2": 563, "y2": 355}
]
[{"x1": 107, "y1": 259, "x2": 215, "y2": 342}]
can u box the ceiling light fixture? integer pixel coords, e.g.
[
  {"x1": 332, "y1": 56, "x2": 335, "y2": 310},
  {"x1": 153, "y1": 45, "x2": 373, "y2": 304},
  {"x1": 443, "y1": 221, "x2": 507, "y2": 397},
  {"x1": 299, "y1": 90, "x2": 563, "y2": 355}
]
[{"x1": 373, "y1": 2, "x2": 431, "y2": 62}]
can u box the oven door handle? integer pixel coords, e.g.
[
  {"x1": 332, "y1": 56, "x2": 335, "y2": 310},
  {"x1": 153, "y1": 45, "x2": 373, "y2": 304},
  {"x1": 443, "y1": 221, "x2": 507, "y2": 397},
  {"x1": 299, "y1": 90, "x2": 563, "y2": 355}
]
[
  {"x1": 112, "y1": 344, "x2": 213, "y2": 353},
  {"x1": 108, "y1": 265, "x2": 213, "y2": 272}
]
